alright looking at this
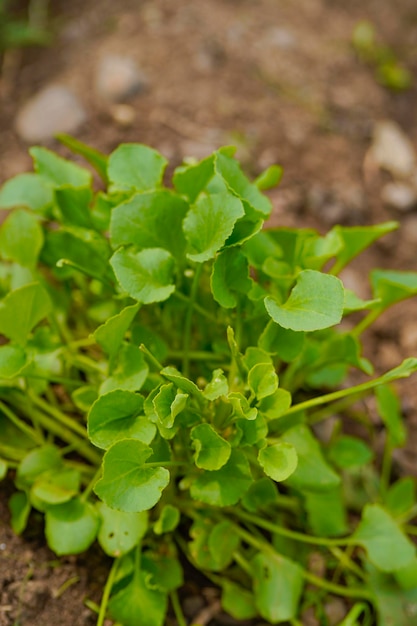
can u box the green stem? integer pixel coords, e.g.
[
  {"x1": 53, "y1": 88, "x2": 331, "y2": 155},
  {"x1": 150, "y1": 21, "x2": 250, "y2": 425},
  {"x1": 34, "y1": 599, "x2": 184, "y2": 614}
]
[
  {"x1": 329, "y1": 546, "x2": 367, "y2": 581},
  {"x1": 173, "y1": 290, "x2": 219, "y2": 325},
  {"x1": 233, "y1": 550, "x2": 252, "y2": 576},
  {"x1": 167, "y1": 350, "x2": 226, "y2": 362},
  {"x1": 96, "y1": 558, "x2": 118, "y2": 626},
  {"x1": 182, "y1": 265, "x2": 202, "y2": 378},
  {"x1": 81, "y1": 467, "x2": 102, "y2": 502},
  {"x1": 351, "y1": 308, "x2": 383, "y2": 337},
  {"x1": 28, "y1": 392, "x2": 89, "y2": 439},
  {"x1": 379, "y1": 438, "x2": 393, "y2": 499},
  {"x1": 139, "y1": 344, "x2": 164, "y2": 371},
  {"x1": 233, "y1": 510, "x2": 352, "y2": 547},
  {"x1": 0, "y1": 400, "x2": 44, "y2": 445},
  {"x1": 170, "y1": 590, "x2": 187, "y2": 626}
]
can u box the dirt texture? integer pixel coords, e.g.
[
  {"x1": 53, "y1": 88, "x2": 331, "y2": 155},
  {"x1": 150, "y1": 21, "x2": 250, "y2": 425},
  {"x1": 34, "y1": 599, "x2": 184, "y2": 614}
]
[{"x1": 1, "y1": 0, "x2": 417, "y2": 624}]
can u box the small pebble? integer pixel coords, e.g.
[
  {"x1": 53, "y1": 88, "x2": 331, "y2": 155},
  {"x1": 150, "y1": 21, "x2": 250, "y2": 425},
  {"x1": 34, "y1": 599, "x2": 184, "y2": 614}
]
[
  {"x1": 110, "y1": 103, "x2": 136, "y2": 127},
  {"x1": 95, "y1": 54, "x2": 147, "y2": 102},
  {"x1": 369, "y1": 120, "x2": 416, "y2": 179},
  {"x1": 381, "y1": 181, "x2": 417, "y2": 211},
  {"x1": 15, "y1": 85, "x2": 86, "y2": 142}
]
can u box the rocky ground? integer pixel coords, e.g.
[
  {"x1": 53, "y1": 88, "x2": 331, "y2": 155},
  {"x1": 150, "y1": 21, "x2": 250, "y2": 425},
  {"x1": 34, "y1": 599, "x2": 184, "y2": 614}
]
[{"x1": 1, "y1": 0, "x2": 417, "y2": 624}]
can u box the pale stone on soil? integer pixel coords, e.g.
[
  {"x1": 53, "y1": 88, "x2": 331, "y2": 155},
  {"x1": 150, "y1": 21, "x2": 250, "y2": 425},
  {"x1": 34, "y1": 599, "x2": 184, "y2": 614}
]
[
  {"x1": 370, "y1": 120, "x2": 416, "y2": 179},
  {"x1": 95, "y1": 54, "x2": 147, "y2": 102},
  {"x1": 381, "y1": 181, "x2": 417, "y2": 211},
  {"x1": 15, "y1": 85, "x2": 87, "y2": 142}
]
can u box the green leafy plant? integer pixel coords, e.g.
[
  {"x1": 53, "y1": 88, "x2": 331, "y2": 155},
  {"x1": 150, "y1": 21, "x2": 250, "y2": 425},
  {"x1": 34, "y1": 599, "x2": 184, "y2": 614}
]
[
  {"x1": 1, "y1": 136, "x2": 417, "y2": 625},
  {"x1": 0, "y1": 0, "x2": 51, "y2": 54},
  {"x1": 352, "y1": 20, "x2": 412, "y2": 92}
]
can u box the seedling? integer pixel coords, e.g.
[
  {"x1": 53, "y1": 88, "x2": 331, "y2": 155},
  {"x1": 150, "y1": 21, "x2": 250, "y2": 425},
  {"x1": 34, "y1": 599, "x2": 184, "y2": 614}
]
[{"x1": 0, "y1": 136, "x2": 417, "y2": 625}]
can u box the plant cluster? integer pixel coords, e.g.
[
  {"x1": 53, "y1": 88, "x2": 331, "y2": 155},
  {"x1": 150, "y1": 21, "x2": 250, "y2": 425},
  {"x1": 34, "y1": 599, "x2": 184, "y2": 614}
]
[
  {"x1": 0, "y1": 0, "x2": 51, "y2": 55},
  {"x1": 1, "y1": 137, "x2": 417, "y2": 625}
]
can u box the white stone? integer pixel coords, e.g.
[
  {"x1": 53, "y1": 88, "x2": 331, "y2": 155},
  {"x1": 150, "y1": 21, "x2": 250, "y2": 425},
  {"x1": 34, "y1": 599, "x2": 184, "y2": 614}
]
[
  {"x1": 370, "y1": 120, "x2": 416, "y2": 179},
  {"x1": 95, "y1": 54, "x2": 147, "y2": 102},
  {"x1": 15, "y1": 85, "x2": 87, "y2": 143},
  {"x1": 381, "y1": 181, "x2": 417, "y2": 211}
]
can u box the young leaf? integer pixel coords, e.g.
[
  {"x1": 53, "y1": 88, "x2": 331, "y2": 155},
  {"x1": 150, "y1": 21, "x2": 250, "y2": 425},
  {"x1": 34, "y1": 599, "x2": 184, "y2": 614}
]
[
  {"x1": 258, "y1": 388, "x2": 292, "y2": 419},
  {"x1": 203, "y1": 368, "x2": 229, "y2": 401},
  {"x1": 9, "y1": 491, "x2": 31, "y2": 534},
  {"x1": 94, "y1": 303, "x2": 140, "y2": 360},
  {"x1": 190, "y1": 449, "x2": 252, "y2": 506},
  {"x1": 211, "y1": 247, "x2": 253, "y2": 308},
  {"x1": 30, "y1": 146, "x2": 91, "y2": 188},
  {"x1": 45, "y1": 498, "x2": 99, "y2": 555},
  {"x1": 0, "y1": 282, "x2": 52, "y2": 345},
  {"x1": 221, "y1": 580, "x2": 257, "y2": 620},
  {"x1": 97, "y1": 502, "x2": 148, "y2": 557},
  {"x1": 254, "y1": 164, "x2": 283, "y2": 191},
  {"x1": 110, "y1": 190, "x2": 188, "y2": 260},
  {"x1": 183, "y1": 192, "x2": 244, "y2": 262},
  {"x1": 56, "y1": 133, "x2": 108, "y2": 182},
  {"x1": 142, "y1": 550, "x2": 184, "y2": 592},
  {"x1": 108, "y1": 144, "x2": 167, "y2": 191},
  {"x1": 173, "y1": 154, "x2": 214, "y2": 202},
  {"x1": 0, "y1": 173, "x2": 53, "y2": 213},
  {"x1": 0, "y1": 344, "x2": 28, "y2": 378},
  {"x1": 55, "y1": 186, "x2": 94, "y2": 229},
  {"x1": 88, "y1": 389, "x2": 155, "y2": 450},
  {"x1": 264, "y1": 270, "x2": 344, "y2": 332},
  {"x1": 110, "y1": 247, "x2": 176, "y2": 303},
  {"x1": 251, "y1": 551, "x2": 304, "y2": 622},
  {"x1": 108, "y1": 570, "x2": 167, "y2": 626},
  {"x1": 331, "y1": 222, "x2": 398, "y2": 274},
  {"x1": 371, "y1": 269, "x2": 417, "y2": 309},
  {"x1": 154, "y1": 504, "x2": 180, "y2": 535},
  {"x1": 190, "y1": 423, "x2": 231, "y2": 470},
  {"x1": 94, "y1": 439, "x2": 170, "y2": 513},
  {"x1": 248, "y1": 362, "x2": 278, "y2": 400},
  {"x1": 0, "y1": 209, "x2": 43, "y2": 267},
  {"x1": 160, "y1": 366, "x2": 205, "y2": 400},
  {"x1": 153, "y1": 384, "x2": 188, "y2": 429},
  {"x1": 353, "y1": 504, "x2": 416, "y2": 572},
  {"x1": 259, "y1": 321, "x2": 305, "y2": 362},
  {"x1": 258, "y1": 442, "x2": 298, "y2": 482},
  {"x1": 100, "y1": 343, "x2": 149, "y2": 395}
]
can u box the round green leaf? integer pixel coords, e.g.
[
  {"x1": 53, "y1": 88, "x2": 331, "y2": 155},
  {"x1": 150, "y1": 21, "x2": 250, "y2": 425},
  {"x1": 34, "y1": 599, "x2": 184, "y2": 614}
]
[
  {"x1": 45, "y1": 498, "x2": 99, "y2": 555},
  {"x1": 154, "y1": 504, "x2": 180, "y2": 535},
  {"x1": 110, "y1": 247, "x2": 176, "y2": 304},
  {"x1": 0, "y1": 344, "x2": 28, "y2": 379},
  {"x1": 108, "y1": 571, "x2": 167, "y2": 626},
  {"x1": 264, "y1": 270, "x2": 344, "y2": 332},
  {"x1": 191, "y1": 423, "x2": 231, "y2": 470},
  {"x1": 329, "y1": 436, "x2": 373, "y2": 469},
  {"x1": 248, "y1": 362, "x2": 278, "y2": 400},
  {"x1": 190, "y1": 449, "x2": 252, "y2": 506},
  {"x1": 258, "y1": 442, "x2": 298, "y2": 482},
  {"x1": 94, "y1": 439, "x2": 170, "y2": 513},
  {"x1": 108, "y1": 144, "x2": 167, "y2": 192},
  {"x1": 0, "y1": 209, "x2": 44, "y2": 267},
  {"x1": 88, "y1": 389, "x2": 154, "y2": 450},
  {"x1": 97, "y1": 502, "x2": 148, "y2": 557},
  {"x1": 0, "y1": 173, "x2": 53, "y2": 212}
]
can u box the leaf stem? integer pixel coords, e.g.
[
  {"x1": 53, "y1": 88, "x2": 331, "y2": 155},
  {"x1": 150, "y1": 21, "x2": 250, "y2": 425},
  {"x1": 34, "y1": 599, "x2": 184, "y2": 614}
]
[
  {"x1": 173, "y1": 290, "x2": 219, "y2": 325},
  {"x1": 139, "y1": 344, "x2": 164, "y2": 371},
  {"x1": 182, "y1": 264, "x2": 202, "y2": 378},
  {"x1": 170, "y1": 590, "x2": 187, "y2": 626},
  {"x1": 351, "y1": 308, "x2": 382, "y2": 337},
  {"x1": 0, "y1": 400, "x2": 44, "y2": 445},
  {"x1": 28, "y1": 392, "x2": 89, "y2": 439},
  {"x1": 96, "y1": 558, "x2": 118, "y2": 626}
]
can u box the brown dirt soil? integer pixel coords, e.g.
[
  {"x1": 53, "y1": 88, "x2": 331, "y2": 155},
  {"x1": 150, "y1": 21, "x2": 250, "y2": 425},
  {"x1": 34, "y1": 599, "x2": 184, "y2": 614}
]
[{"x1": 1, "y1": 0, "x2": 417, "y2": 624}]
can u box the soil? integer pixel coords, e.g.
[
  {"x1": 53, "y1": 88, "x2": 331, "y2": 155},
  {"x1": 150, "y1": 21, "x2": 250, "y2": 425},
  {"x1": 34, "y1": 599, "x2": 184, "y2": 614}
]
[{"x1": 1, "y1": 0, "x2": 417, "y2": 624}]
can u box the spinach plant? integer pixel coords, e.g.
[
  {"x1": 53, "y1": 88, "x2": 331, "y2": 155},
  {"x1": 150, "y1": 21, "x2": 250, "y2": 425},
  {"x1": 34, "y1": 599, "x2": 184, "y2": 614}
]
[{"x1": 1, "y1": 136, "x2": 417, "y2": 626}]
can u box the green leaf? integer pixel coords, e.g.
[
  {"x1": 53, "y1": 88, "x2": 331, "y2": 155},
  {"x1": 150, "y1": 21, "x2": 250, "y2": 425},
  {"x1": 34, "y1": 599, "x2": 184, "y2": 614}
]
[
  {"x1": 305, "y1": 486, "x2": 348, "y2": 536},
  {"x1": 254, "y1": 164, "x2": 283, "y2": 191},
  {"x1": 215, "y1": 151, "x2": 272, "y2": 217},
  {"x1": 248, "y1": 362, "x2": 278, "y2": 400},
  {"x1": 331, "y1": 222, "x2": 398, "y2": 273},
  {"x1": 153, "y1": 383, "x2": 188, "y2": 429},
  {"x1": 343, "y1": 289, "x2": 380, "y2": 313},
  {"x1": 379, "y1": 358, "x2": 417, "y2": 384},
  {"x1": 265, "y1": 270, "x2": 344, "y2": 332},
  {"x1": 386, "y1": 478, "x2": 415, "y2": 518},
  {"x1": 251, "y1": 551, "x2": 304, "y2": 622},
  {"x1": 108, "y1": 144, "x2": 167, "y2": 191},
  {"x1": 154, "y1": 504, "x2": 180, "y2": 535},
  {"x1": 0, "y1": 173, "x2": 53, "y2": 213},
  {"x1": 88, "y1": 389, "x2": 155, "y2": 450},
  {"x1": 160, "y1": 366, "x2": 205, "y2": 400},
  {"x1": 16, "y1": 445, "x2": 62, "y2": 490},
  {"x1": 143, "y1": 550, "x2": 183, "y2": 592},
  {"x1": 55, "y1": 186, "x2": 93, "y2": 229},
  {"x1": 0, "y1": 344, "x2": 28, "y2": 378},
  {"x1": 242, "y1": 477, "x2": 278, "y2": 512},
  {"x1": 282, "y1": 425, "x2": 340, "y2": 492},
  {"x1": 172, "y1": 154, "x2": 214, "y2": 202},
  {"x1": 97, "y1": 502, "x2": 148, "y2": 557},
  {"x1": 221, "y1": 580, "x2": 257, "y2": 620},
  {"x1": 258, "y1": 442, "x2": 298, "y2": 482},
  {"x1": 371, "y1": 269, "x2": 417, "y2": 309},
  {"x1": 353, "y1": 504, "x2": 416, "y2": 572},
  {"x1": 108, "y1": 570, "x2": 167, "y2": 626},
  {"x1": 111, "y1": 247, "x2": 176, "y2": 303},
  {"x1": 376, "y1": 385, "x2": 406, "y2": 447},
  {"x1": 94, "y1": 439, "x2": 170, "y2": 513},
  {"x1": 211, "y1": 247, "x2": 253, "y2": 308},
  {"x1": 32, "y1": 467, "x2": 80, "y2": 505},
  {"x1": 258, "y1": 388, "x2": 292, "y2": 419},
  {"x1": 94, "y1": 303, "x2": 140, "y2": 360},
  {"x1": 183, "y1": 192, "x2": 244, "y2": 262},
  {"x1": 45, "y1": 498, "x2": 99, "y2": 555},
  {"x1": 259, "y1": 321, "x2": 304, "y2": 362},
  {"x1": 189, "y1": 518, "x2": 240, "y2": 571},
  {"x1": 328, "y1": 436, "x2": 373, "y2": 469},
  {"x1": 0, "y1": 458, "x2": 6, "y2": 480},
  {"x1": 110, "y1": 190, "x2": 189, "y2": 260},
  {"x1": 368, "y1": 565, "x2": 417, "y2": 626},
  {"x1": 190, "y1": 423, "x2": 231, "y2": 470},
  {"x1": 203, "y1": 368, "x2": 229, "y2": 401},
  {"x1": 0, "y1": 283, "x2": 51, "y2": 345},
  {"x1": 0, "y1": 209, "x2": 43, "y2": 268},
  {"x1": 190, "y1": 449, "x2": 252, "y2": 506},
  {"x1": 30, "y1": 146, "x2": 91, "y2": 188},
  {"x1": 9, "y1": 491, "x2": 31, "y2": 534},
  {"x1": 56, "y1": 133, "x2": 108, "y2": 182},
  {"x1": 100, "y1": 343, "x2": 149, "y2": 395}
]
